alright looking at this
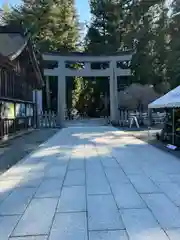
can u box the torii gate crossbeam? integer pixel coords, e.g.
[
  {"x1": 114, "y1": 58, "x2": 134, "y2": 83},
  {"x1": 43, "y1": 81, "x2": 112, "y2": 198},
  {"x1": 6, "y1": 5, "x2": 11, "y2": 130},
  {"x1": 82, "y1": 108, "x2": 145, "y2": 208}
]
[{"x1": 43, "y1": 51, "x2": 133, "y2": 126}]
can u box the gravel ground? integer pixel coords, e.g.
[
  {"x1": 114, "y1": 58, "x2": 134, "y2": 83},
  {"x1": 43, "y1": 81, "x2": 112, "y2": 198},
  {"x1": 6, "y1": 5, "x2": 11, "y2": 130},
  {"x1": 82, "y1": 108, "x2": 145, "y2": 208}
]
[{"x1": 0, "y1": 128, "x2": 59, "y2": 174}]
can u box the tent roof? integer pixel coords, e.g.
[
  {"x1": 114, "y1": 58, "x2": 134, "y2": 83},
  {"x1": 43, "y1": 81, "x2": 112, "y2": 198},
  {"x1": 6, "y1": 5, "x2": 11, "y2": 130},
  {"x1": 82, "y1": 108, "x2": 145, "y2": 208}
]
[{"x1": 148, "y1": 86, "x2": 180, "y2": 109}]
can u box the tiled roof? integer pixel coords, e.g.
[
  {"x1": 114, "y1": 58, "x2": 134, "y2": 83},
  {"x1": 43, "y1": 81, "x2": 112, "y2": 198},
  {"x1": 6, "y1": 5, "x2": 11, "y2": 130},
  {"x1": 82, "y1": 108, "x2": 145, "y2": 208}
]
[
  {"x1": 0, "y1": 33, "x2": 27, "y2": 59},
  {"x1": 0, "y1": 25, "x2": 44, "y2": 88}
]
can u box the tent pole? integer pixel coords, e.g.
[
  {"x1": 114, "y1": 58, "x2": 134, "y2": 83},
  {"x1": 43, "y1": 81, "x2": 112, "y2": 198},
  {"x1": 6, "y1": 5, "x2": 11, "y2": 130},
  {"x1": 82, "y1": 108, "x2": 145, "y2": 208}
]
[
  {"x1": 172, "y1": 108, "x2": 175, "y2": 145},
  {"x1": 148, "y1": 108, "x2": 151, "y2": 143}
]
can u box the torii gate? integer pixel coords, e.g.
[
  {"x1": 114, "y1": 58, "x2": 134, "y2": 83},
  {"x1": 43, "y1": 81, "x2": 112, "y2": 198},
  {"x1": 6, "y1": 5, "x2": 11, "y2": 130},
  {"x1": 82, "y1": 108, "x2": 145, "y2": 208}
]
[{"x1": 42, "y1": 51, "x2": 132, "y2": 126}]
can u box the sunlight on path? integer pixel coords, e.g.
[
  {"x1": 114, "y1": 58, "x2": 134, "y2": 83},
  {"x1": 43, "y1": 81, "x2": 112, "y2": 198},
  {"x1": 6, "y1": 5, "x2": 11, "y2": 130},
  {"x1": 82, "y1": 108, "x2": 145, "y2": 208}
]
[{"x1": 0, "y1": 126, "x2": 180, "y2": 239}]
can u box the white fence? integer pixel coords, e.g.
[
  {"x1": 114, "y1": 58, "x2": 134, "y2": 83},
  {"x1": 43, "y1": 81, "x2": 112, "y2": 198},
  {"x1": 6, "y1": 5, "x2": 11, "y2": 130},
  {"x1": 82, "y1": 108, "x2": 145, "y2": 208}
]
[
  {"x1": 38, "y1": 111, "x2": 57, "y2": 128},
  {"x1": 118, "y1": 110, "x2": 166, "y2": 127},
  {"x1": 37, "y1": 110, "x2": 166, "y2": 128}
]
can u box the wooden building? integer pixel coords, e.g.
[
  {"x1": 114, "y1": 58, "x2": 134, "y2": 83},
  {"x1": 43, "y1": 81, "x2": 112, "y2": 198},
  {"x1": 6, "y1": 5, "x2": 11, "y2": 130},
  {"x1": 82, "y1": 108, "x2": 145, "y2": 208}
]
[{"x1": 0, "y1": 24, "x2": 43, "y2": 139}]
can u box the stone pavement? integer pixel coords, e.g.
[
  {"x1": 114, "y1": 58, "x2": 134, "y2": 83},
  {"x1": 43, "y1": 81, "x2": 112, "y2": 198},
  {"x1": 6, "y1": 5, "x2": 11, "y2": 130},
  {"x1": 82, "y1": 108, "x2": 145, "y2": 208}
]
[
  {"x1": 0, "y1": 129, "x2": 58, "y2": 174},
  {"x1": 1, "y1": 126, "x2": 180, "y2": 239}
]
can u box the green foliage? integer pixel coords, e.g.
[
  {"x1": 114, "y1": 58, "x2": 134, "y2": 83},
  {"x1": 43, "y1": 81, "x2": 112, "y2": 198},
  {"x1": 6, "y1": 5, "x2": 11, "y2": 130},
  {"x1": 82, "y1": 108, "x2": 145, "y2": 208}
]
[
  {"x1": 1, "y1": 2, "x2": 11, "y2": 25},
  {"x1": 167, "y1": 0, "x2": 180, "y2": 88},
  {"x1": 73, "y1": 77, "x2": 109, "y2": 117},
  {"x1": 3, "y1": 0, "x2": 180, "y2": 113},
  {"x1": 4, "y1": 0, "x2": 80, "y2": 52},
  {"x1": 72, "y1": 77, "x2": 84, "y2": 109},
  {"x1": 85, "y1": 0, "x2": 125, "y2": 53},
  {"x1": 86, "y1": 0, "x2": 173, "y2": 94},
  {"x1": 3, "y1": 0, "x2": 82, "y2": 112}
]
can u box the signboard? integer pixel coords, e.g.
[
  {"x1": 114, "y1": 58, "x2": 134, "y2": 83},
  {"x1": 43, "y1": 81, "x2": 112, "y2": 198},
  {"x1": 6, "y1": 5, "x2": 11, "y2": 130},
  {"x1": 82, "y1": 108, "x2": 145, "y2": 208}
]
[
  {"x1": 0, "y1": 101, "x2": 15, "y2": 119},
  {"x1": 26, "y1": 104, "x2": 33, "y2": 117},
  {"x1": 166, "y1": 144, "x2": 177, "y2": 150},
  {"x1": 16, "y1": 103, "x2": 26, "y2": 117}
]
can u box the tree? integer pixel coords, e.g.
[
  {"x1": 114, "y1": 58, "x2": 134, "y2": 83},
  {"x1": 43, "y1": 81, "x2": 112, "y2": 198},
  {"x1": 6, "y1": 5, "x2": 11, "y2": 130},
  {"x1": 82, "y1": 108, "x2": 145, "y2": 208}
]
[
  {"x1": 167, "y1": 0, "x2": 180, "y2": 88},
  {"x1": 0, "y1": 1, "x2": 10, "y2": 25},
  {"x1": 4, "y1": 0, "x2": 80, "y2": 52},
  {"x1": 2, "y1": 0, "x2": 81, "y2": 112},
  {"x1": 151, "y1": 4, "x2": 169, "y2": 90},
  {"x1": 122, "y1": 1, "x2": 169, "y2": 87},
  {"x1": 118, "y1": 84, "x2": 160, "y2": 110},
  {"x1": 86, "y1": 0, "x2": 170, "y2": 91},
  {"x1": 86, "y1": 0, "x2": 126, "y2": 53},
  {"x1": 72, "y1": 77, "x2": 84, "y2": 109}
]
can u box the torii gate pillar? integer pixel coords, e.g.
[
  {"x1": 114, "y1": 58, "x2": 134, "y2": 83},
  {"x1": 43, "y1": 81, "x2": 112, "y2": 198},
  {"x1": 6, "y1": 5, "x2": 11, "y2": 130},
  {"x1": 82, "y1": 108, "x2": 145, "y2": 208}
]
[{"x1": 43, "y1": 52, "x2": 132, "y2": 126}]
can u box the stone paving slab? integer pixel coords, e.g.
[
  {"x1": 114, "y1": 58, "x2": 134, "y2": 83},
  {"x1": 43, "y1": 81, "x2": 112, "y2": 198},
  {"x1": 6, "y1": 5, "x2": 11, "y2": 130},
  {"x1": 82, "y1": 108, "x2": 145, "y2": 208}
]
[
  {"x1": 86, "y1": 160, "x2": 102, "y2": 172},
  {"x1": 100, "y1": 156, "x2": 119, "y2": 168},
  {"x1": 1, "y1": 126, "x2": 180, "y2": 239},
  {"x1": 10, "y1": 236, "x2": 47, "y2": 240},
  {"x1": 57, "y1": 185, "x2": 86, "y2": 212},
  {"x1": 87, "y1": 195, "x2": 124, "y2": 231},
  {"x1": 0, "y1": 129, "x2": 58, "y2": 175},
  {"x1": 111, "y1": 183, "x2": 146, "y2": 209},
  {"x1": 44, "y1": 165, "x2": 67, "y2": 179},
  {"x1": 68, "y1": 159, "x2": 85, "y2": 170},
  {"x1": 35, "y1": 179, "x2": 63, "y2": 198},
  {"x1": 121, "y1": 208, "x2": 169, "y2": 240},
  {"x1": 157, "y1": 182, "x2": 180, "y2": 206},
  {"x1": 147, "y1": 172, "x2": 172, "y2": 183},
  {"x1": 89, "y1": 230, "x2": 129, "y2": 240},
  {"x1": 118, "y1": 162, "x2": 144, "y2": 175},
  {"x1": 0, "y1": 187, "x2": 36, "y2": 215},
  {"x1": 87, "y1": 179, "x2": 111, "y2": 195},
  {"x1": 64, "y1": 169, "x2": 85, "y2": 186},
  {"x1": 49, "y1": 212, "x2": 87, "y2": 240},
  {"x1": 12, "y1": 198, "x2": 58, "y2": 237},
  {"x1": 169, "y1": 174, "x2": 180, "y2": 184},
  {"x1": 128, "y1": 174, "x2": 161, "y2": 194},
  {"x1": 141, "y1": 193, "x2": 180, "y2": 229},
  {"x1": 0, "y1": 179, "x2": 22, "y2": 203},
  {"x1": 104, "y1": 168, "x2": 130, "y2": 184},
  {"x1": 18, "y1": 172, "x2": 45, "y2": 188},
  {"x1": 166, "y1": 228, "x2": 180, "y2": 240},
  {"x1": 0, "y1": 215, "x2": 20, "y2": 240},
  {"x1": 86, "y1": 169, "x2": 111, "y2": 195}
]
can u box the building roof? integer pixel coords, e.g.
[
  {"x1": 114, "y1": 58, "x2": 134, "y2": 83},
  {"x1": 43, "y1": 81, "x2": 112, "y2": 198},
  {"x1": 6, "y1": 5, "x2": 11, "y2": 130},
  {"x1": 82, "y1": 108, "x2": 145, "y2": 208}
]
[
  {"x1": 0, "y1": 25, "x2": 30, "y2": 60},
  {"x1": 0, "y1": 24, "x2": 44, "y2": 88},
  {"x1": 0, "y1": 33, "x2": 27, "y2": 60}
]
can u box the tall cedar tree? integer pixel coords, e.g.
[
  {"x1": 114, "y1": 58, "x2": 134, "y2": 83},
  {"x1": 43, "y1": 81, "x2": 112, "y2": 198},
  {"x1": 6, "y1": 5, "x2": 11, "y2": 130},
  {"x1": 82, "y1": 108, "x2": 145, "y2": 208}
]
[
  {"x1": 4, "y1": 0, "x2": 80, "y2": 52},
  {"x1": 86, "y1": 0, "x2": 169, "y2": 92},
  {"x1": 167, "y1": 0, "x2": 180, "y2": 88}
]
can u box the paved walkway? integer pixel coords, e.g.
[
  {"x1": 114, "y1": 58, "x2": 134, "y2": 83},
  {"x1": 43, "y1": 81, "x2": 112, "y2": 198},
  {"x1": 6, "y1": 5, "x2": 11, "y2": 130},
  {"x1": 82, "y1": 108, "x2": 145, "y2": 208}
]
[
  {"x1": 0, "y1": 129, "x2": 58, "y2": 174},
  {"x1": 1, "y1": 126, "x2": 180, "y2": 239}
]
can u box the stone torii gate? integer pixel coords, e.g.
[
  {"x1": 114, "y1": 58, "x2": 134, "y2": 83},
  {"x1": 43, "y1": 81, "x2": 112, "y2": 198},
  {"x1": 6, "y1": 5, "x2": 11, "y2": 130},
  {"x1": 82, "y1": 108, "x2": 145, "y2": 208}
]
[{"x1": 43, "y1": 51, "x2": 132, "y2": 126}]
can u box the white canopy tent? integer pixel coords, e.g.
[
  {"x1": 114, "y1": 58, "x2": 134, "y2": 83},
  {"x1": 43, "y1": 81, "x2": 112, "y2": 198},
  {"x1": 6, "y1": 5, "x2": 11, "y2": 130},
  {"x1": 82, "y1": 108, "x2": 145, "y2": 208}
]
[
  {"x1": 148, "y1": 86, "x2": 180, "y2": 146},
  {"x1": 148, "y1": 86, "x2": 180, "y2": 109}
]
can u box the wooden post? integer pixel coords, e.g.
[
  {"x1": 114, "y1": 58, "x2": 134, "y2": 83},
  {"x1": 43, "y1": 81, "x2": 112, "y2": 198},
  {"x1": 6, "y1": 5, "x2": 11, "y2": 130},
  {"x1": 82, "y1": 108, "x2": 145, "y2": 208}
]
[
  {"x1": 34, "y1": 91, "x2": 38, "y2": 128},
  {"x1": 45, "y1": 76, "x2": 51, "y2": 111},
  {"x1": 172, "y1": 108, "x2": 175, "y2": 145}
]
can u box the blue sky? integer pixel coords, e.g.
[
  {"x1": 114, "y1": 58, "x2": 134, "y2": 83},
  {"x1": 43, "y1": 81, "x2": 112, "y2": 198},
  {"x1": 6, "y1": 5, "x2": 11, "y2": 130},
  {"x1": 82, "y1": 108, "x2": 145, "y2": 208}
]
[
  {"x1": 76, "y1": 0, "x2": 90, "y2": 23},
  {"x1": 0, "y1": 0, "x2": 91, "y2": 23}
]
